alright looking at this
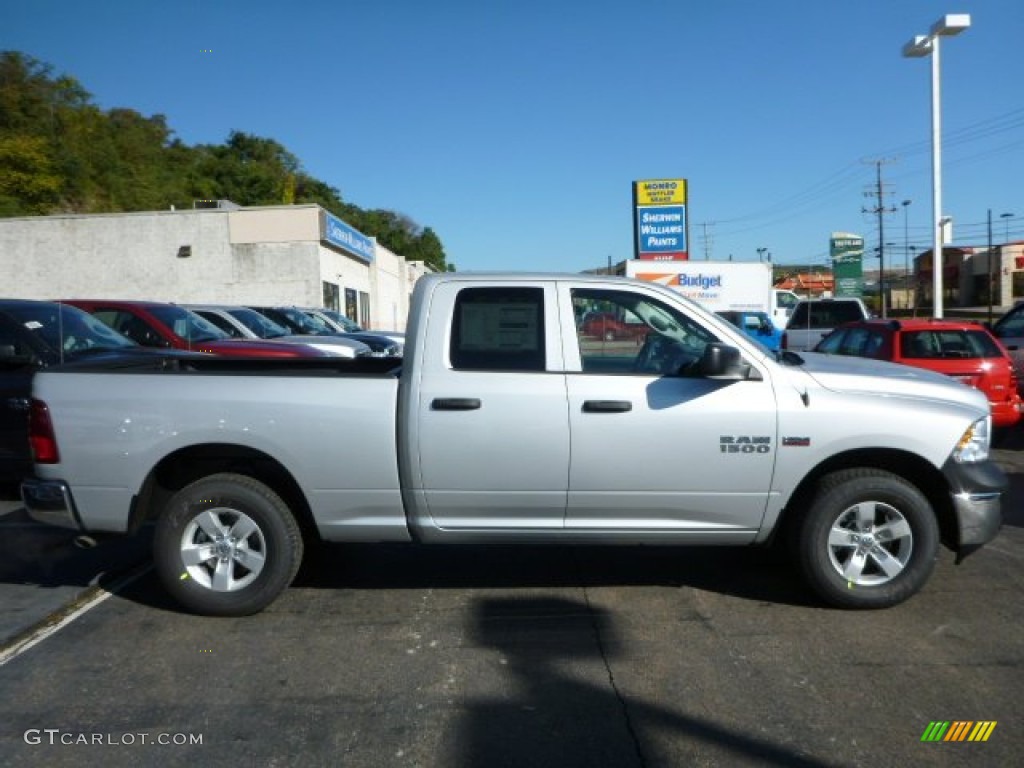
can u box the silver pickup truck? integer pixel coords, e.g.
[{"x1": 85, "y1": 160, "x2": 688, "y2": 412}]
[{"x1": 22, "y1": 273, "x2": 1005, "y2": 615}]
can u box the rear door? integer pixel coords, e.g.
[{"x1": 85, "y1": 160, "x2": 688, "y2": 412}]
[
  {"x1": 409, "y1": 281, "x2": 570, "y2": 530},
  {"x1": 561, "y1": 284, "x2": 777, "y2": 538}
]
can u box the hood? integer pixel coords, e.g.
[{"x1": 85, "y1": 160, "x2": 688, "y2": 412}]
[
  {"x1": 197, "y1": 339, "x2": 326, "y2": 358},
  {"x1": 787, "y1": 351, "x2": 990, "y2": 414}
]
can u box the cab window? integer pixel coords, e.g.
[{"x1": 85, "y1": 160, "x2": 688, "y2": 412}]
[{"x1": 450, "y1": 287, "x2": 545, "y2": 372}]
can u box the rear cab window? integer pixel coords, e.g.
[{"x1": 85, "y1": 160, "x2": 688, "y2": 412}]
[
  {"x1": 790, "y1": 301, "x2": 865, "y2": 328},
  {"x1": 449, "y1": 287, "x2": 546, "y2": 372}
]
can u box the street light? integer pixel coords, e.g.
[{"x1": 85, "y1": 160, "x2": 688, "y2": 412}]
[
  {"x1": 756, "y1": 247, "x2": 768, "y2": 262},
  {"x1": 903, "y1": 13, "x2": 971, "y2": 318},
  {"x1": 1001, "y1": 212, "x2": 1015, "y2": 243},
  {"x1": 902, "y1": 200, "x2": 911, "y2": 308}
]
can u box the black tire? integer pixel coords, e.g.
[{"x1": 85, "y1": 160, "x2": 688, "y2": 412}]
[
  {"x1": 153, "y1": 473, "x2": 303, "y2": 616},
  {"x1": 797, "y1": 468, "x2": 938, "y2": 609}
]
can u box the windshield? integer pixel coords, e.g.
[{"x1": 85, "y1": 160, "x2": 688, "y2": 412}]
[
  {"x1": 7, "y1": 303, "x2": 136, "y2": 355},
  {"x1": 319, "y1": 308, "x2": 361, "y2": 332},
  {"x1": 226, "y1": 308, "x2": 291, "y2": 339},
  {"x1": 148, "y1": 305, "x2": 228, "y2": 343},
  {"x1": 267, "y1": 307, "x2": 333, "y2": 335}
]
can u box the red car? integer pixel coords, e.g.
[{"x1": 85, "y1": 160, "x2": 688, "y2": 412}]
[
  {"x1": 61, "y1": 300, "x2": 327, "y2": 358},
  {"x1": 579, "y1": 311, "x2": 649, "y2": 342},
  {"x1": 815, "y1": 318, "x2": 1023, "y2": 428}
]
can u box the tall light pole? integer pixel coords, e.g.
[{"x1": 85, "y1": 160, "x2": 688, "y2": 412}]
[
  {"x1": 903, "y1": 13, "x2": 971, "y2": 319},
  {"x1": 987, "y1": 209, "x2": 995, "y2": 322},
  {"x1": 756, "y1": 247, "x2": 767, "y2": 262},
  {"x1": 908, "y1": 246, "x2": 918, "y2": 312}
]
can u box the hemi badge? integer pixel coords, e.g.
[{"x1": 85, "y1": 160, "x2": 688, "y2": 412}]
[{"x1": 783, "y1": 437, "x2": 811, "y2": 447}]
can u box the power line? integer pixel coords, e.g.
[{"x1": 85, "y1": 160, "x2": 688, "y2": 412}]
[{"x1": 709, "y1": 106, "x2": 1024, "y2": 239}]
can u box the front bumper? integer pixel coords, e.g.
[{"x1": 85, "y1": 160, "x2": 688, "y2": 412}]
[
  {"x1": 941, "y1": 458, "x2": 1006, "y2": 562},
  {"x1": 21, "y1": 477, "x2": 82, "y2": 531}
]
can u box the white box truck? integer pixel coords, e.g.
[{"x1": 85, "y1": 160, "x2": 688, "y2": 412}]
[{"x1": 625, "y1": 261, "x2": 797, "y2": 326}]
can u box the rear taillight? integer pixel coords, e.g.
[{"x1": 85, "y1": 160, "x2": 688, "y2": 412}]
[{"x1": 29, "y1": 399, "x2": 60, "y2": 464}]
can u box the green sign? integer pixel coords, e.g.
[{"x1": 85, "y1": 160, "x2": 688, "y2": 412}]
[{"x1": 830, "y1": 233, "x2": 864, "y2": 298}]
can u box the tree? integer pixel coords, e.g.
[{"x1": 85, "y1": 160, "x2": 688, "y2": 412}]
[
  {"x1": 0, "y1": 51, "x2": 449, "y2": 263},
  {"x1": 0, "y1": 134, "x2": 60, "y2": 214}
]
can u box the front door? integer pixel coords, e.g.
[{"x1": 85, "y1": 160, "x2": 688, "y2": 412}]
[{"x1": 562, "y1": 285, "x2": 777, "y2": 537}]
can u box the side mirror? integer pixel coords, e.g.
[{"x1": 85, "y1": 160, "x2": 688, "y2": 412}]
[{"x1": 692, "y1": 343, "x2": 752, "y2": 380}]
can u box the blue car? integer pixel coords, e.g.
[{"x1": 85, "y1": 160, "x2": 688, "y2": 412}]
[{"x1": 716, "y1": 310, "x2": 783, "y2": 351}]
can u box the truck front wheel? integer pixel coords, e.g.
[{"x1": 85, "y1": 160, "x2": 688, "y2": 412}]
[
  {"x1": 154, "y1": 473, "x2": 303, "y2": 616},
  {"x1": 797, "y1": 469, "x2": 939, "y2": 609}
]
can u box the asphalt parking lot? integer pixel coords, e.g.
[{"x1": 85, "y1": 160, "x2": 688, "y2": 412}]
[{"x1": 1, "y1": 434, "x2": 1021, "y2": 767}]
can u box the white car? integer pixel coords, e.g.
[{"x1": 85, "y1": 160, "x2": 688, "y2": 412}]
[{"x1": 185, "y1": 305, "x2": 371, "y2": 359}]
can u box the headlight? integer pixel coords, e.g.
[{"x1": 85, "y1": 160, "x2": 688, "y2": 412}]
[{"x1": 951, "y1": 417, "x2": 990, "y2": 464}]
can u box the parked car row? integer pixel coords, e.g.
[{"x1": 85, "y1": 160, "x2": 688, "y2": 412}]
[
  {"x1": 62, "y1": 299, "x2": 404, "y2": 359},
  {"x1": 1, "y1": 297, "x2": 402, "y2": 495},
  {"x1": 248, "y1": 306, "x2": 402, "y2": 357},
  {"x1": 184, "y1": 305, "x2": 373, "y2": 358}
]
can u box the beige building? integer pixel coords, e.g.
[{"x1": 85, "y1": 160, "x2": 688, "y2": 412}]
[{"x1": 0, "y1": 202, "x2": 432, "y2": 331}]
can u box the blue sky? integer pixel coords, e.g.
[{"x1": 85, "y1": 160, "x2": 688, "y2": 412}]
[{"x1": 5, "y1": 0, "x2": 1023, "y2": 273}]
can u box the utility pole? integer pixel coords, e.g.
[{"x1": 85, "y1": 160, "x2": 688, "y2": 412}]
[
  {"x1": 698, "y1": 221, "x2": 715, "y2": 260},
  {"x1": 862, "y1": 159, "x2": 898, "y2": 317}
]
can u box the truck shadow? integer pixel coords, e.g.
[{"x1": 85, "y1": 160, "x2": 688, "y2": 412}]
[
  {"x1": 0, "y1": 507, "x2": 151, "y2": 589},
  {"x1": 446, "y1": 595, "x2": 837, "y2": 767},
  {"x1": 291, "y1": 541, "x2": 819, "y2": 608}
]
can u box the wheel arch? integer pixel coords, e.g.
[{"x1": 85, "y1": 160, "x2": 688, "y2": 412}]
[
  {"x1": 128, "y1": 443, "x2": 319, "y2": 543},
  {"x1": 773, "y1": 448, "x2": 957, "y2": 551}
]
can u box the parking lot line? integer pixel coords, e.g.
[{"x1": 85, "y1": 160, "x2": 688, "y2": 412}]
[{"x1": 0, "y1": 563, "x2": 152, "y2": 667}]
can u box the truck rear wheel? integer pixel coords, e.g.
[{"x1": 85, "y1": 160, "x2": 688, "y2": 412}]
[
  {"x1": 797, "y1": 469, "x2": 938, "y2": 609},
  {"x1": 154, "y1": 473, "x2": 303, "y2": 616}
]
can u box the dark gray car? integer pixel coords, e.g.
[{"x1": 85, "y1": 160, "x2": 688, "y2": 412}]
[{"x1": 0, "y1": 300, "x2": 140, "y2": 494}]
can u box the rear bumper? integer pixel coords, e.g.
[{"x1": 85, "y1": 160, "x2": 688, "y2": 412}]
[
  {"x1": 21, "y1": 477, "x2": 82, "y2": 531},
  {"x1": 990, "y1": 399, "x2": 1023, "y2": 429},
  {"x1": 941, "y1": 458, "x2": 1006, "y2": 561}
]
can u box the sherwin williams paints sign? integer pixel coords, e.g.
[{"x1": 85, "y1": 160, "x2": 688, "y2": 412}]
[
  {"x1": 322, "y1": 211, "x2": 375, "y2": 263},
  {"x1": 633, "y1": 179, "x2": 688, "y2": 260},
  {"x1": 830, "y1": 232, "x2": 864, "y2": 298}
]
